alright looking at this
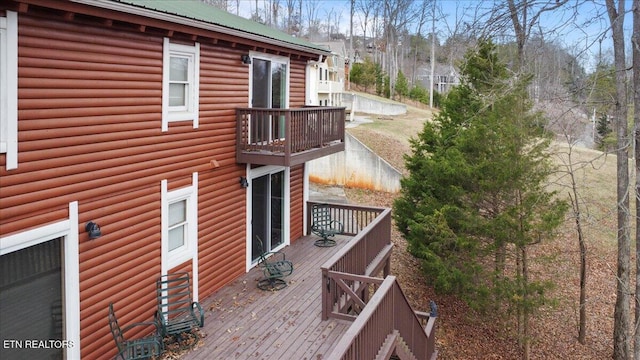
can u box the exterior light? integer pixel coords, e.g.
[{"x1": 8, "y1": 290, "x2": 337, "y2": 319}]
[
  {"x1": 239, "y1": 176, "x2": 249, "y2": 188},
  {"x1": 85, "y1": 221, "x2": 102, "y2": 239}
]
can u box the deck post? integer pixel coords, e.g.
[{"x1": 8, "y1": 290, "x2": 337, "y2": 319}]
[{"x1": 321, "y1": 267, "x2": 329, "y2": 320}]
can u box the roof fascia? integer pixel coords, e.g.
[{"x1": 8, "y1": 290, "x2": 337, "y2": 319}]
[{"x1": 70, "y1": 0, "x2": 330, "y2": 56}]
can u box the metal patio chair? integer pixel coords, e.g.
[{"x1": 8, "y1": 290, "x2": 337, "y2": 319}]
[
  {"x1": 311, "y1": 203, "x2": 344, "y2": 247},
  {"x1": 255, "y1": 236, "x2": 293, "y2": 291},
  {"x1": 108, "y1": 303, "x2": 163, "y2": 360},
  {"x1": 155, "y1": 272, "x2": 204, "y2": 348}
]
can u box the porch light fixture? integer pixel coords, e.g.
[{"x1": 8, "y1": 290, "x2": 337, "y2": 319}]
[
  {"x1": 239, "y1": 176, "x2": 249, "y2": 188},
  {"x1": 241, "y1": 54, "x2": 251, "y2": 64},
  {"x1": 85, "y1": 221, "x2": 102, "y2": 239}
]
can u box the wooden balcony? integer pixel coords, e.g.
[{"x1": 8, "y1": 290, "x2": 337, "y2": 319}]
[
  {"x1": 181, "y1": 202, "x2": 437, "y2": 360},
  {"x1": 236, "y1": 107, "x2": 346, "y2": 166}
]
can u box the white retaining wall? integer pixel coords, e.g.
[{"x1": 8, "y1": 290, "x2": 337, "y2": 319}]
[{"x1": 308, "y1": 133, "x2": 402, "y2": 193}]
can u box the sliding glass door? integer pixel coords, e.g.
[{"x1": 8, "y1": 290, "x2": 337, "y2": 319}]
[
  {"x1": 250, "y1": 56, "x2": 288, "y2": 143},
  {"x1": 251, "y1": 170, "x2": 285, "y2": 262}
]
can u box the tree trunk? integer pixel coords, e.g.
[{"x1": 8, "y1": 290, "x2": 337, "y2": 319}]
[
  {"x1": 569, "y1": 189, "x2": 588, "y2": 344},
  {"x1": 606, "y1": 0, "x2": 631, "y2": 358},
  {"x1": 522, "y1": 246, "x2": 530, "y2": 360},
  {"x1": 633, "y1": 0, "x2": 640, "y2": 358}
]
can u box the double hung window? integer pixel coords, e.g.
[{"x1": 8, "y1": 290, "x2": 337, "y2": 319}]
[
  {"x1": 161, "y1": 174, "x2": 198, "y2": 270},
  {"x1": 162, "y1": 39, "x2": 200, "y2": 131}
]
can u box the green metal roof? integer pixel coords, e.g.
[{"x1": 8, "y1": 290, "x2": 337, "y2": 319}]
[{"x1": 110, "y1": 0, "x2": 329, "y2": 55}]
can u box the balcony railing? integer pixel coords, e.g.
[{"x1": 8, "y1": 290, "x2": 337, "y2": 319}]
[
  {"x1": 314, "y1": 202, "x2": 438, "y2": 360},
  {"x1": 236, "y1": 107, "x2": 345, "y2": 166},
  {"x1": 317, "y1": 80, "x2": 344, "y2": 94}
]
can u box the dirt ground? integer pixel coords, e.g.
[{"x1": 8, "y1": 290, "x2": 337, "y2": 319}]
[{"x1": 342, "y1": 105, "x2": 616, "y2": 359}]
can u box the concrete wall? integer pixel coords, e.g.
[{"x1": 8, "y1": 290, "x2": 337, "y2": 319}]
[
  {"x1": 343, "y1": 93, "x2": 407, "y2": 116},
  {"x1": 308, "y1": 133, "x2": 402, "y2": 193}
]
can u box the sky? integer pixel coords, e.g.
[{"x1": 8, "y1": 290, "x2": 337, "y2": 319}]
[{"x1": 231, "y1": 0, "x2": 634, "y2": 71}]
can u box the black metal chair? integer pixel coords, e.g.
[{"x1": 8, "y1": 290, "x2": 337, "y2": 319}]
[
  {"x1": 155, "y1": 272, "x2": 204, "y2": 348},
  {"x1": 255, "y1": 236, "x2": 293, "y2": 291},
  {"x1": 311, "y1": 204, "x2": 344, "y2": 247},
  {"x1": 108, "y1": 303, "x2": 163, "y2": 360}
]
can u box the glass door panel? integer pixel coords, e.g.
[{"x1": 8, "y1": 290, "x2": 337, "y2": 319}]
[
  {"x1": 251, "y1": 174, "x2": 269, "y2": 262},
  {"x1": 252, "y1": 58, "x2": 270, "y2": 108},
  {"x1": 251, "y1": 170, "x2": 285, "y2": 262},
  {"x1": 270, "y1": 171, "x2": 284, "y2": 249},
  {"x1": 271, "y1": 62, "x2": 286, "y2": 139},
  {"x1": 251, "y1": 57, "x2": 287, "y2": 142},
  {"x1": 251, "y1": 58, "x2": 270, "y2": 143}
]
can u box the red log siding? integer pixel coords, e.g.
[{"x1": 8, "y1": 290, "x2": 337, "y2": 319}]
[
  {"x1": 288, "y1": 59, "x2": 306, "y2": 242},
  {"x1": 1, "y1": 8, "x2": 316, "y2": 360},
  {"x1": 290, "y1": 59, "x2": 307, "y2": 107},
  {"x1": 198, "y1": 168, "x2": 247, "y2": 298},
  {"x1": 290, "y1": 164, "x2": 304, "y2": 243}
]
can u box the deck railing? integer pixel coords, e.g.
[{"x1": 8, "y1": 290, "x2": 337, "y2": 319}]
[
  {"x1": 326, "y1": 276, "x2": 437, "y2": 360},
  {"x1": 236, "y1": 107, "x2": 345, "y2": 155},
  {"x1": 314, "y1": 202, "x2": 437, "y2": 359}
]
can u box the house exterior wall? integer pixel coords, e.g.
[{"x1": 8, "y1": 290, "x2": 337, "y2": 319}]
[
  {"x1": 289, "y1": 164, "x2": 305, "y2": 242},
  {"x1": 0, "y1": 4, "x2": 320, "y2": 359}
]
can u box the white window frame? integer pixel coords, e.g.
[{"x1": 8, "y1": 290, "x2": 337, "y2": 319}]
[
  {"x1": 248, "y1": 51, "x2": 290, "y2": 109},
  {"x1": 1, "y1": 11, "x2": 18, "y2": 170},
  {"x1": 161, "y1": 173, "x2": 198, "y2": 272},
  {"x1": 245, "y1": 164, "x2": 290, "y2": 272},
  {"x1": 0, "y1": 201, "x2": 81, "y2": 359},
  {"x1": 162, "y1": 38, "x2": 199, "y2": 132}
]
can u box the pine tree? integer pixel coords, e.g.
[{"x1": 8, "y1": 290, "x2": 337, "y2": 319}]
[
  {"x1": 395, "y1": 71, "x2": 409, "y2": 100},
  {"x1": 595, "y1": 114, "x2": 612, "y2": 151},
  {"x1": 393, "y1": 39, "x2": 567, "y2": 322}
]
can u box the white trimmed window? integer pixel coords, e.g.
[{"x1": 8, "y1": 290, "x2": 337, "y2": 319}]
[
  {"x1": 1, "y1": 11, "x2": 18, "y2": 170},
  {"x1": 161, "y1": 173, "x2": 198, "y2": 270},
  {"x1": 162, "y1": 38, "x2": 199, "y2": 132}
]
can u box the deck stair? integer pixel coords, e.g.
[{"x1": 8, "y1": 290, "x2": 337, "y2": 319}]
[
  {"x1": 376, "y1": 330, "x2": 420, "y2": 360},
  {"x1": 319, "y1": 203, "x2": 437, "y2": 360}
]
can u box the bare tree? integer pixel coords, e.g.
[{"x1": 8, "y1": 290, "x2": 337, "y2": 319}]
[
  {"x1": 503, "y1": 0, "x2": 570, "y2": 69},
  {"x1": 201, "y1": 0, "x2": 230, "y2": 11},
  {"x1": 304, "y1": 0, "x2": 322, "y2": 39},
  {"x1": 556, "y1": 130, "x2": 594, "y2": 346},
  {"x1": 633, "y1": 1, "x2": 640, "y2": 358},
  {"x1": 380, "y1": 0, "x2": 422, "y2": 98},
  {"x1": 410, "y1": 0, "x2": 430, "y2": 85},
  {"x1": 604, "y1": 0, "x2": 632, "y2": 359},
  {"x1": 285, "y1": 0, "x2": 296, "y2": 33}
]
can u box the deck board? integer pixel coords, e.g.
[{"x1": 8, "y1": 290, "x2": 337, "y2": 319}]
[{"x1": 182, "y1": 235, "x2": 352, "y2": 360}]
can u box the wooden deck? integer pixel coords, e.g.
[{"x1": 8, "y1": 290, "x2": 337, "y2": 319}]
[{"x1": 182, "y1": 235, "x2": 353, "y2": 360}]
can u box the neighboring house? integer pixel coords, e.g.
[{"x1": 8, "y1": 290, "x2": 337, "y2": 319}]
[
  {"x1": 306, "y1": 41, "x2": 347, "y2": 107},
  {"x1": 0, "y1": 1, "x2": 345, "y2": 359},
  {"x1": 417, "y1": 63, "x2": 461, "y2": 94}
]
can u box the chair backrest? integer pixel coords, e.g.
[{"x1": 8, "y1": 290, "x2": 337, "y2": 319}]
[
  {"x1": 156, "y1": 272, "x2": 193, "y2": 322},
  {"x1": 108, "y1": 303, "x2": 126, "y2": 350},
  {"x1": 51, "y1": 300, "x2": 63, "y2": 340},
  {"x1": 312, "y1": 204, "x2": 333, "y2": 229},
  {"x1": 255, "y1": 235, "x2": 265, "y2": 253}
]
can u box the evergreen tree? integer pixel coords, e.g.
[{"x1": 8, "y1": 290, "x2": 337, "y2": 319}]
[
  {"x1": 409, "y1": 84, "x2": 429, "y2": 104},
  {"x1": 393, "y1": 39, "x2": 567, "y2": 317},
  {"x1": 383, "y1": 75, "x2": 390, "y2": 99},
  {"x1": 395, "y1": 71, "x2": 409, "y2": 100},
  {"x1": 595, "y1": 113, "x2": 613, "y2": 151},
  {"x1": 349, "y1": 58, "x2": 377, "y2": 92}
]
